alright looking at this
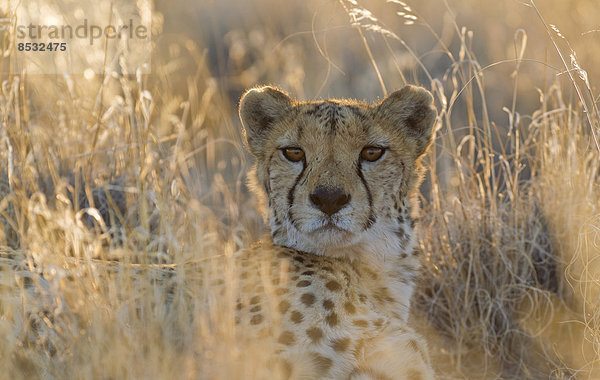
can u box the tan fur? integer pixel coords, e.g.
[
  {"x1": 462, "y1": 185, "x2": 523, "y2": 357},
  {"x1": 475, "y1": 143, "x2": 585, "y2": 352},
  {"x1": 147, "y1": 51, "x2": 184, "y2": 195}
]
[{"x1": 233, "y1": 85, "x2": 437, "y2": 379}]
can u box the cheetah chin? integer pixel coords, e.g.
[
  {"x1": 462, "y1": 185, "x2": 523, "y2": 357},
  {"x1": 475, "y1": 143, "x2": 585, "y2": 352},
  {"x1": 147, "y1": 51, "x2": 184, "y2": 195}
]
[{"x1": 280, "y1": 214, "x2": 416, "y2": 262}]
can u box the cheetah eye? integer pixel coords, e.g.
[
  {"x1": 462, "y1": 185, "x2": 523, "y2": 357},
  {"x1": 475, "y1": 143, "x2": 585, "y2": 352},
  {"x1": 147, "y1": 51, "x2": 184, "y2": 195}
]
[
  {"x1": 360, "y1": 146, "x2": 385, "y2": 162},
  {"x1": 281, "y1": 147, "x2": 305, "y2": 162}
]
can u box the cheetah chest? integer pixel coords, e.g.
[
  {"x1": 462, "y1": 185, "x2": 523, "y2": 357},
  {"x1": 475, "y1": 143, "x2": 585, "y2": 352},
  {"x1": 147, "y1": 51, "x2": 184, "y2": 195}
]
[{"x1": 230, "y1": 244, "x2": 415, "y2": 378}]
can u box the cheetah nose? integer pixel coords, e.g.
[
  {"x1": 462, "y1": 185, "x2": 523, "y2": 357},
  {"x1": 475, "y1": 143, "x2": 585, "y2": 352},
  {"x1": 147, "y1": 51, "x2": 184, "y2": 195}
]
[{"x1": 309, "y1": 186, "x2": 351, "y2": 216}]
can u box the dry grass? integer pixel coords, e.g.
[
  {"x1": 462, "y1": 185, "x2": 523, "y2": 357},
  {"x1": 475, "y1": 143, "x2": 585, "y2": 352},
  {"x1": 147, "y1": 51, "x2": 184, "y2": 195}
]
[
  {"x1": 1, "y1": 0, "x2": 599, "y2": 378},
  {"x1": 415, "y1": 81, "x2": 600, "y2": 378}
]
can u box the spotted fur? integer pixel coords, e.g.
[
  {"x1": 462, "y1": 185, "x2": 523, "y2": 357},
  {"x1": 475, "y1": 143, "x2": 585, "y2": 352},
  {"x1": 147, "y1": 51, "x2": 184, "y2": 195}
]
[{"x1": 233, "y1": 85, "x2": 437, "y2": 379}]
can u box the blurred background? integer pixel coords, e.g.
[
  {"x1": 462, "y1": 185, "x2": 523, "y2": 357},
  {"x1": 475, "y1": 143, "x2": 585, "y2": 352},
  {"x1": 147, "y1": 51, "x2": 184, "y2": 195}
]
[{"x1": 158, "y1": 0, "x2": 598, "y2": 117}]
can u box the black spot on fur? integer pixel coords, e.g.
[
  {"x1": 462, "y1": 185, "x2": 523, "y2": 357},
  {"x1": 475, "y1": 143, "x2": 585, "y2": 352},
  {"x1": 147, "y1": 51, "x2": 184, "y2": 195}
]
[
  {"x1": 310, "y1": 353, "x2": 333, "y2": 375},
  {"x1": 322, "y1": 299, "x2": 334, "y2": 310},
  {"x1": 250, "y1": 314, "x2": 264, "y2": 325},
  {"x1": 278, "y1": 331, "x2": 295, "y2": 346},
  {"x1": 331, "y1": 337, "x2": 350, "y2": 352},
  {"x1": 306, "y1": 327, "x2": 323, "y2": 343},
  {"x1": 344, "y1": 302, "x2": 356, "y2": 314},
  {"x1": 278, "y1": 300, "x2": 291, "y2": 314},
  {"x1": 396, "y1": 228, "x2": 406, "y2": 241},
  {"x1": 366, "y1": 215, "x2": 377, "y2": 229},
  {"x1": 250, "y1": 305, "x2": 261, "y2": 313},
  {"x1": 325, "y1": 312, "x2": 338, "y2": 326},
  {"x1": 290, "y1": 310, "x2": 304, "y2": 324},
  {"x1": 301, "y1": 293, "x2": 316, "y2": 306},
  {"x1": 325, "y1": 280, "x2": 342, "y2": 292}
]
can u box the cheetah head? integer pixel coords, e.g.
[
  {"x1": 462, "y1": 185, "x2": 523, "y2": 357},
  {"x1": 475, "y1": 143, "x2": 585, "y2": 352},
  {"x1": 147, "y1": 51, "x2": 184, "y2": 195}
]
[{"x1": 239, "y1": 85, "x2": 436, "y2": 260}]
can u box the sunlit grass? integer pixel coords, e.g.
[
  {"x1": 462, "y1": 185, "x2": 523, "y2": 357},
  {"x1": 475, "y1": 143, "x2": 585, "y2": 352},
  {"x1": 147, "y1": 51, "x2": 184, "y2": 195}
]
[{"x1": 1, "y1": 0, "x2": 599, "y2": 378}]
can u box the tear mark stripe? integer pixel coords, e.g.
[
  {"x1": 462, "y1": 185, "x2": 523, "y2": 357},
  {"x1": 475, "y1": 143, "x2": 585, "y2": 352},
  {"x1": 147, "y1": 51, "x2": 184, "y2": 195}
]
[
  {"x1": 287, "y1": 158, "x2": 307, "y2": 220},
  {"x1": 356, "y1": 160, "x2": 375, "y2": 229}
]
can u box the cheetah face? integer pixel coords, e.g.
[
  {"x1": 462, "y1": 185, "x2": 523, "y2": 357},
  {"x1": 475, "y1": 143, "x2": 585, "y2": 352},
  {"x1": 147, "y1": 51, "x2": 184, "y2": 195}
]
[{"x1": 239, "y1": 86, "x2": 436, "y2": 259}]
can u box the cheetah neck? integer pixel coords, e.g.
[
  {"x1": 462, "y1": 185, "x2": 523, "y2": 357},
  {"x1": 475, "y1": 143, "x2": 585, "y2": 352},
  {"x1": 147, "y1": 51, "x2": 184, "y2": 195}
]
[
  {"x1": 345, "y1": 225, "x2": 419, "y2": 322},
  {"x1": 272, "y1": 216, "x2": 419, "y2": 321}
]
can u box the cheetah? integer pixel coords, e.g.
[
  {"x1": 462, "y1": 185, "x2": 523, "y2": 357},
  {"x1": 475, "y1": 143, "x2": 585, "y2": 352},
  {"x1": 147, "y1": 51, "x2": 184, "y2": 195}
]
[{"x1": 229, "y1": 85, "x2": 437, "y2": 379}]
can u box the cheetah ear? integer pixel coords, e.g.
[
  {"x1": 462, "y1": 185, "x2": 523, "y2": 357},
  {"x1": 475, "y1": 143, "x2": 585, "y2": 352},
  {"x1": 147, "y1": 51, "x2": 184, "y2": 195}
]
[
  {"x1": 376, "y1": 85, "x2": 437, "y2": 156},
  {"x1": 239, "y1": 86, "x2": 293, "y2": 156}
]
